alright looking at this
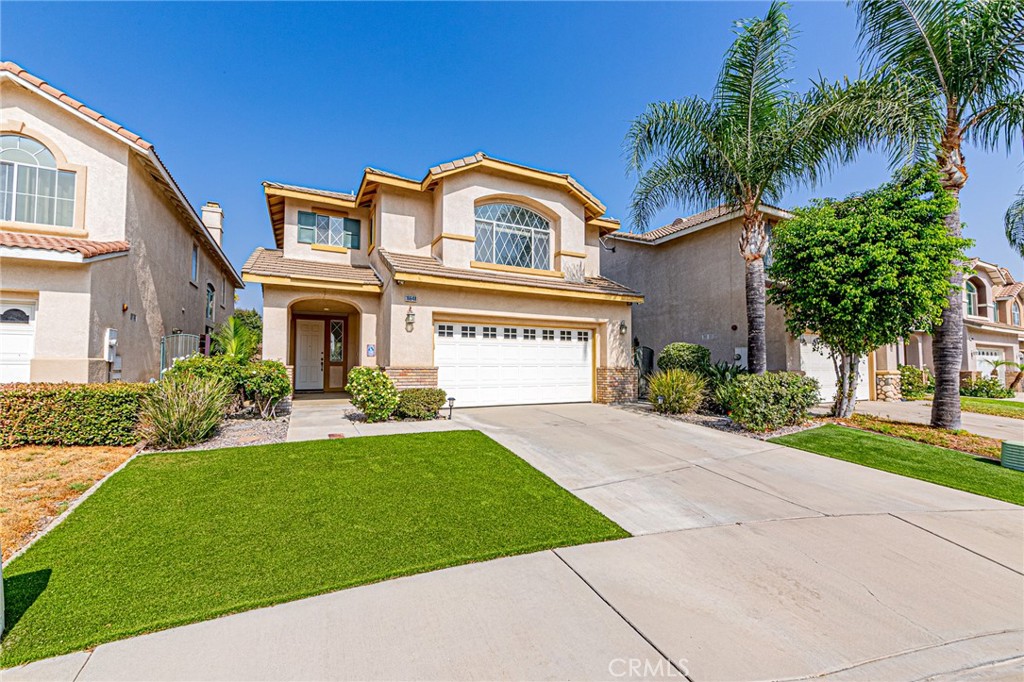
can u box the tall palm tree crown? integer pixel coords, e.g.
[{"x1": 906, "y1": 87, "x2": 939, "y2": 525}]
[
  {"x1": 1007, "y1": 187, "x2": 1024, "y2": 258},
  {"x1": 855, "y1": 0, "x2": 1024, "y2": 429},
  {"x1": 626, "y1": 1, "x2": 928, "y2": 374}
]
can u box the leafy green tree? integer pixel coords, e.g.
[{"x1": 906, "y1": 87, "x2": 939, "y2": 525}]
[
  {"x1": 211, "y1": 316, "x2": 256, "y2": 362},
  {"x1": 854, "y1": 0, "x2": 1024, "y2": 428},
  {"x1": 767, "y1": 167, "x2": 969, "y2": 417},
  {"x1": 1007, "y1": 187, "x2": 1024, "y2": 259},
  {"x1": 626, "y1": 1, "x2": 930, "y2": 374},
  {"x1": 232, "y1": 308, "x2": 263, "y2": 348}
]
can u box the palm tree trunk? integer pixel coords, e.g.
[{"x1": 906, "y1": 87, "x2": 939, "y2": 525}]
[
  {"x1": 931, "y1": 140, "x2": 967, "y2": 430},
  {"x1": 739, "y1": 212, "x2": 769, "y2": 374}
]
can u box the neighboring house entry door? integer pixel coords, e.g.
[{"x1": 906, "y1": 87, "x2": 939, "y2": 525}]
[
  {"x1": 0, "y1": 301, "x2": 35, "y2": 383},
  {"x1": 295, "y1": 319, "x2": 325, "y2": 391}
]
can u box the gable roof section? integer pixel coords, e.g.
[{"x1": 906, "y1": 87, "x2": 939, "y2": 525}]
[
  {"x1": 0, "y1": 61, "x2": 243, "y2": 287},
  {"x1": 0, "y1": 231, "x2": 130, "y2": 261},
  {"x1": 377, "y1": 249, "x2": 643, "y2": 303},
  {"x1": 609, "y1": 204, "x2": 793, "y2": 246},
  {"x1": 262, "y1": 153, "x2": 620, "y2": 247},
  {"x1": 241, "y1": 247, "x2": 382, "y2": 292}
]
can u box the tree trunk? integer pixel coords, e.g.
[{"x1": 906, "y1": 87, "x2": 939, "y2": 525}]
[
  {"x1": 833, "y1": 353, "x2": 859, "y2": 419},
  {"x1": 931, "y1": 136, "x2": 967, "y2": 430},
  {"x1": 739, "y1": 212, "x2": 769, "y2": 374}
]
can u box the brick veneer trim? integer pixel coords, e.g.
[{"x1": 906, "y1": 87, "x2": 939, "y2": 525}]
[
  {"x1": 385, "y1": 367, "x2": 439, "y2": 390},
  {"x1": 596, "y1": 367, "x2": 638, "y2": 404}
]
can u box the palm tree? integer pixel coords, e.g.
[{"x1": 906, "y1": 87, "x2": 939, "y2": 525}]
[
  {"x1": 1007, "y1": 187, "x2": 1024, "y2": 259},
  {"x1": 626, "y1": 1, "x2": 928, "y2": 373},
  {"x1": 855, "y1": 0, "x2": 1024, "y2": 430},
  {"x1": 212, "y1": 316, "x2": 256, "y2": 362}
]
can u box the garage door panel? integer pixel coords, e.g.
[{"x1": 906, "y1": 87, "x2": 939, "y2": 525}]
[
  {"x1": 0, "y1": 301, "x2": 36, "y2": 383},
  {"x1": 799, "y1": 334, "x2": 870, "y2": 404},
  {"x1": 436, "y1": 323, "x2": 593, "y2": 407}
]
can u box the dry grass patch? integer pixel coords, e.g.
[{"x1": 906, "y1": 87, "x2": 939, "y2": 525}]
[
  {"x1": 0, "y1": 445, "x2": 133, "y2": 561},
  {"x1": 833, "y1": 413, "x2": 1001, "y2": 459}
]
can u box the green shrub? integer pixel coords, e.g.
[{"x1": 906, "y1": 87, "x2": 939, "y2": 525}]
[
  {"x1": 960, "y1": 376, "x2": 1013, "y2": 399},
  {"x1": 0, "y1": 382, "x2": 152, "y2": 447},
  {"x1": 139, "y1": 374, "x2": 231, "y2": 449},
  {"x1": 211, "y1": 316, "x2": 257, "y2": 361},
  {"x1": 345, "y1": 367, "x2": 399, "y2": 423},
  {"x1": 166, "y1": 354, "x2": 246, "y2": 392},
  {"x1": 703, "y1": 360, "x2": 749, "y2": 413},
  {"x1": 899, "y1": 365, "x2": 931, "y2": 399},
  {"x1": 657, "y1": 342, "x2": 712, "y2": 374},
  {"x1": 243, "y1": 360, "x2": 291, "y2": 419},
  {"x1": 723, "y1": 372, "x2": 820, "y2": 432},
  {"x1": 395, "y1": 388, "x2": 448, "y2": 420},
  {"x1": 648, "y1": 369, "x2": 706, "y2": 415}
]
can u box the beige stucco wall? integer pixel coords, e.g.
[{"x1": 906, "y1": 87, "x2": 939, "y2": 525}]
[
  {"x1": 604, "y1": 217, "x2": 792, "y2": 370},
  {"x1": 1, "y1": 82, "x2": 238, "y2": 383},
  {"x1": 377, "y1": 187, "x2": 434, "y2": 255},
  {"x1": 281, "y1": 197, "x2": 373, "y2": 266}
]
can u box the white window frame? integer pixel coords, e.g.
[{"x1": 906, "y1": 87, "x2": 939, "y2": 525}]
[
  {"x1": 190, "y1": 244, "x2": 199, "y2": 283},
  {"x1": 0, "y1": 134, "x2": 76, "y2": 228},
  {"x1": 474, "y1": 203, "x2": 552, "y2": 270},
  {"x1": 965, "y1": 280, "x2": 978, "y2": 316},
  {"x1": 1013, "y1": 302, "x2": 1021, "y2": 327}
]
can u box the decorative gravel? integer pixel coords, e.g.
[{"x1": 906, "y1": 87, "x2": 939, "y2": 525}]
[
  {"x1": 612, "y1": 401, "x2": 823, "y2": 440},
  {"x1": 150, "y1": 398, "x2": 293, "y2": 452}
]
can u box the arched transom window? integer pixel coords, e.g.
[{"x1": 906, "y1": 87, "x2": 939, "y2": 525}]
[
  {"x1": 1014, "y1": 302, "x2": 1021, "y2": 327},
  {"x1": 0, "y1": 134, "x2": 76, "y2": 227},
  {"x1": 965, "y1": 280, "x2": 978, "y2": 316},
  {"x1": 474, "y1": 203, "x2": 551, "y2": 271}
]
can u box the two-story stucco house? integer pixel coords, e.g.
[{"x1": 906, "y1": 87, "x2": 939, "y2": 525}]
[
  {"x1": 242, "y1": 153, "x2": 642, "y2": 407},
  {"x1": 0, "y1": 62, "x2": 242, "y2": 383},
  {"x1": 878, "y1": 259, "x2": 1024, "y2": 388},
  {"x1": 604, "y1": 204, "x2": 874, "y2": 404}
]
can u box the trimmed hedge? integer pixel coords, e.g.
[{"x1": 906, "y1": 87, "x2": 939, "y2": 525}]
[
  {"x1": 0, "y1": 382, "x2": 152, "y2": 447},
  {"x1": 346, "y1": 367, "x2": 400, "y2": 423},
  {"x1": 395, "y1": 388, "x2": 448, "y2": 420},
  {"x1": 720, "y1": 372, "x2": 819, "y2": 432},
  {"x1": 657, "y1": 342, "x2": 712, "y2": 374}
]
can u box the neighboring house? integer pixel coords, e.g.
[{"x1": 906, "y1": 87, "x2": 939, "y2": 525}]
[
  {"x1": 604, "y1": 204, "x2": 873, "y2": 403},
  {"x1": 879, "y1": 258, "x2": 1024, "y2": 388},
  {"x1": 242, "y1": 152, "x2": 642, "y2": 407},
  {"x1": 0, "y1": 62, "x2": 242, "y2": 383}
]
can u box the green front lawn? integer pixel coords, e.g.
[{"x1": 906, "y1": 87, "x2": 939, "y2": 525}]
[
  {"x1": 960, "y1": 397, "x2": 1024, "y2": 420},
  {"x1": 1, "y1": 431, "x2": 626, "y2": 667},
  {"x1": 772, "y1": 425, "x2": 1023, "y2": 506}
]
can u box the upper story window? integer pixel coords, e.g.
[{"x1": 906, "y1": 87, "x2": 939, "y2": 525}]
[
  {"x1": 475, "y1": 203, "x2": 551, "y2": 270},
  {"x1": 1014, "y1": 302, "x2": 1021, "y2": 327},
  {"x1": 191, "y1": 244, "x2": 199, "y2": 281},
  {"x1": 298, "y1": 211, "x2": 360, "y2": 249},
  {"x1": 0, "y1": 134, "x2": 76, "y2": 227},
  {"x1": 965, "y1": 280, "x2": 978, "y2": 316},
  {"x1": 206, "y1": 284, "x2": 215, "y2": 320}
]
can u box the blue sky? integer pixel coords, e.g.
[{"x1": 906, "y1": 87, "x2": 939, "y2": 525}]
[{"x1": 4, "y1": 1, "x2": 1021, "y2": 310}]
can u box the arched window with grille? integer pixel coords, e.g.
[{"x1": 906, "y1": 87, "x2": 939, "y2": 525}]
[
  {"x1": 474, "y1": 203, "x2": 551, "y2": 270},
  {"x1": 0, "y1": 134, "x2": 76, "y2": 227},
  {"x1": 965, "y1": 280, "x2": 978, "y2": 316}
]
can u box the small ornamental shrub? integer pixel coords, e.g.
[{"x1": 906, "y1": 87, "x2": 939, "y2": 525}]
[
  {"x1": 899, "y1": 365, "x2": 931, "y2": 399},
  {"x1": 395, "y1": 388, "x2": 448, "y2": 420},
  {"x1": 657, "y1": 342, "x2": 712, "y2": 374},
  {"x1": 139, "y1": 374, "x2": 232, "y2": 449},
  {"x1": 166, "y1": 353, "x2": 247, "y2": 398},
  {"x1": 703, "y1": 360, "x2": 749, "y2": 413},
  {"x1": 960, "y1": 376, "x2": 1013, "y2": 399},
  {"x1": 648, "y1": 369, "x2": 706, "y2": 415},
  {"x1": 345, "y1": 367, "x2": 399, "y2": 423},
  {"x1": 243, "y1": 360, "x2": 291, "y2": 419},
  {"x1": 723, "y1": 372, "x2": 820, "y2": 432},
  {"x1": 0, "y1": 382, "x2": 152, "y2": 447}
]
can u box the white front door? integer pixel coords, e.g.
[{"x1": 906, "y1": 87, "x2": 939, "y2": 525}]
[
  {"x1": 799, "y1": 334, "x2": 870, "y2": 403},
  {"x1": 295, "y1": 319, "x2": 324, "y2": 391},
  {"x1": 435, "y1": 323, "x2": 593, "y2": 407},
  {"x1": 0, "y1": 301, "x2": 36, "y2": 383}
]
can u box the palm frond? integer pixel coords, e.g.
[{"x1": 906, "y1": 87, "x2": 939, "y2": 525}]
[
  {"x1": 963, "y1": 90, "x2": 1024, "y2": 153},
  {"x1": 1006, "y1": 186, "x2": 1024, "y2": 259},
  {"x1": 624, "y1": 98, "x2": 717, "y2": 173},
  {"x1": 628, "y1": 156, "x2": 735, "y2": 231}
]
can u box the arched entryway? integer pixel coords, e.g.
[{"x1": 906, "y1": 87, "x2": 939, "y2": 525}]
[{"x1": 289, "y1": 298, "x2": 361, "y2": 392}]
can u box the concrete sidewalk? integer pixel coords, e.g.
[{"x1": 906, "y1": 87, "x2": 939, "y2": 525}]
[
  {"x1": 6, "y1": 403, "x2": 1022, "y2": 681},
  {"x1": 856, "y1": 400, "x2": 1023, "y2": 441},
  {"x1": 285, "y1": 394, "x2": 466, "y2": 441}
]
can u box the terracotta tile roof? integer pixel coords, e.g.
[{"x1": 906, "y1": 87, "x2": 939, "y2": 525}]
[
  {"x1": 376, "y1": 249, "x2": 642, "y2": 299},
  {"x1": 0, "y1": 231, "x2": 130, "y2": 258},
  {"x1": 995, "y1": 282, "x2": 1024, "y2": 299},
  {"x1": 610, "y1": 204, "x2": 793, "y2": 243},
  {"x1": 1, "y1": 61, "x2": 153, "y2": 151},
  {"x1": 263, "y1": 181, "x2": 356, "y2": 202},
  {"x1": 242, "y1": 248, "x2": 381, "y2": 285},
  {"x1": 364, "y1": 167, "x2": 417, "y2": 182}
]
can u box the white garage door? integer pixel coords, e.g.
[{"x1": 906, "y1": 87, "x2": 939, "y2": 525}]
[
  {"x1": 976, "y1": 348, "x2": 1005, "y2": 385},
  {"x1": 435, "y1": 323, "x2": 593, "y2": 407},
  {"x1": 0, "y1": 301, "x2": 36, "y2": 383},
  {"x1": 799, "y1": 334, "x2": 870, "y2": 404}
]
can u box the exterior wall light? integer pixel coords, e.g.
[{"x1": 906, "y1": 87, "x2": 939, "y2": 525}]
[
  {"x1": 405, "y1": 307, "x2": 415, "y2": 332},
  {"x1": 447, "y1": 396, "x2": 455, "y2": 420},
  {"x1": 618, "y1": 320, "x2": 628, "y2": 335}
]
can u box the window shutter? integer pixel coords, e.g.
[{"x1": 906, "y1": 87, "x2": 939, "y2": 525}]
[{"x1": 297, "y1": 211, "x2": 316, "y2": 243}]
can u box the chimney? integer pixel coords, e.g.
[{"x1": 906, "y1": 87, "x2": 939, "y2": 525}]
[{"x1": 201, "y1": 202, "x2": 224, "y2": 246}]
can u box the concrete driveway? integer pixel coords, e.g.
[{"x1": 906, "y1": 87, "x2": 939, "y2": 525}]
[
  {"x1": 856, "y1": 399, "x2": 1023, "y2": 442},
  {"x1": 6, "y1": 404, "x2": 1022, "y2": 681}
]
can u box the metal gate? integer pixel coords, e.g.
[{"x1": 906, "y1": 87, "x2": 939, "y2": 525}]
[{"x1": 160, "y1": 333, "x2": 200, "y2": 375}]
